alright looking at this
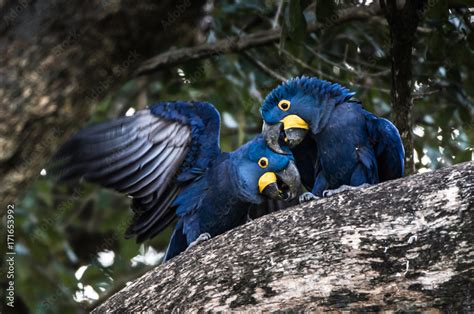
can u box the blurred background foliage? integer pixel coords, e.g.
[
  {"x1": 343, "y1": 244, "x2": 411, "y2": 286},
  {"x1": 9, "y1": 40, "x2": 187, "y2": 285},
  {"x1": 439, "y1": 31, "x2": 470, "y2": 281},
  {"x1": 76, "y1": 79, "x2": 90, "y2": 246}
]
[{"x1": 5, "y1": 0, "x2": 473, "y2": 312}]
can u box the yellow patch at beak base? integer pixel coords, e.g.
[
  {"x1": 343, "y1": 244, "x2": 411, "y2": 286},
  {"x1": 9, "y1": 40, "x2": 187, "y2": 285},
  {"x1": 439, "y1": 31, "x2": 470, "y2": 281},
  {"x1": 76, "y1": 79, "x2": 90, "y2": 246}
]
[
  {"x1": 281, "y1": 115, "x2": 309, "y2": 130},
  {"x1": 258, "y1": 172, "x2": 277, "y2": 193}
]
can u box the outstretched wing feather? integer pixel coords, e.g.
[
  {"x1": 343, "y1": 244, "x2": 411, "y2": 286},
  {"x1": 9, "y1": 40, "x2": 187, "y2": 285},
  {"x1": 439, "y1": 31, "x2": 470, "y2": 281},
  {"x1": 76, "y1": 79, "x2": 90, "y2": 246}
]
[{"x1": 51, "y1": 109, "x2": 192, "y2": 241}]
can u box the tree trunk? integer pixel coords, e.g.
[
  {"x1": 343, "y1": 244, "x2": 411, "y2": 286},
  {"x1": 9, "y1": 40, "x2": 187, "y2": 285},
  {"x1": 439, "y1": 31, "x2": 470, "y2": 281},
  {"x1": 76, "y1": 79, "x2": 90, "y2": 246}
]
[
  {"x1": 0, "y1": 0, "x2": 205, "y2": 215},
  {"x1": 93, "y1": 161, "x2": 474, "y2": 312},
  {"x1": 381, "y1": 0, "x2": 427, "y2": 175}
]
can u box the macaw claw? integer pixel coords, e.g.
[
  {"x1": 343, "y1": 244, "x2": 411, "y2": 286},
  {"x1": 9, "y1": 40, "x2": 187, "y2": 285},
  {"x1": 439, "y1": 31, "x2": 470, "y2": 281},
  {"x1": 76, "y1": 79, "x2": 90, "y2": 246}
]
[
  {"x1": 246, "y1": 213, "x2": 253, "y2": 223},
  {"x1": 186, "y1": 233, "x2": 212, "y2": 251},
  {"x1": 322, "y1": 183, "x2": 371, "y2": 197},
  {"x1": 299, "y1": 192, "x2": 319, "y2": 204}
]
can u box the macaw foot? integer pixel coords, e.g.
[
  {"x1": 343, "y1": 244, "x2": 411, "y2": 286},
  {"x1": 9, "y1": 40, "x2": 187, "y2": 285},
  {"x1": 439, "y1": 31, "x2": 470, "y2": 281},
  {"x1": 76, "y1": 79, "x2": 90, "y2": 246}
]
[
  {"x1": 322, "y1": 183, "x2": 371, "y2": 197},
  {"x1": 299, "y1": 192, "x2": 319, "y2": 204},
  {"x1": 246, "y1": 213, "x2": 253, "y2": 223},
  {"x1": 186, "y1": 233, "x2": 211, "y2": 251}
]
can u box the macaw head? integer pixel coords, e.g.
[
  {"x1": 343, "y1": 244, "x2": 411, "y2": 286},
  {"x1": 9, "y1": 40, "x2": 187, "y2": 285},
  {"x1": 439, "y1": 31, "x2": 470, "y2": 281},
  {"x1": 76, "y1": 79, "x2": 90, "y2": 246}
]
[
  {"x1": 233, "y1": 135, "x2": 300, "y2": 204},
  {"x1": 260, "y1": 76, "x2": 355, "y2": 153}
]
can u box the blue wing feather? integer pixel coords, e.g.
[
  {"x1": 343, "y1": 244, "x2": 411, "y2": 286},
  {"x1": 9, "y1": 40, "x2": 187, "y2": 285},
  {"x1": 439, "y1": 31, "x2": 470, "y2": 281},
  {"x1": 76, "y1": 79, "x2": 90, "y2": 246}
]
[
  {"x1": 365, "y1": 112, "x2": 405, "y2": 181},
  {"x1": 52, "y1": 101, "x2": 222, "y2": 243},
  {"x1": 355, "y1": 146, "x2": 379, "y2": 184}
]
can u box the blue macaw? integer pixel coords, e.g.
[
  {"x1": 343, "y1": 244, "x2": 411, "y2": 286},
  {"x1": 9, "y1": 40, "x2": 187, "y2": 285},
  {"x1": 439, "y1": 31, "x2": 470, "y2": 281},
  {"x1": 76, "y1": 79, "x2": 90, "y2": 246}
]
[
  {"x1": 52, "y1": 101, "x2": 300, "y2": 261},
  {"x1": 260, "y1": 76, "x2": 404, "y2": 202}
]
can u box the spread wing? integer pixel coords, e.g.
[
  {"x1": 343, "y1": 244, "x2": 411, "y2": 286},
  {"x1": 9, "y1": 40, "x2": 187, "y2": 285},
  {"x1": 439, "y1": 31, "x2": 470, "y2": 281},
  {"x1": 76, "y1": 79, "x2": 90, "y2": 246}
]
[{"x1": 51, "y1": 101, "x2": 221, "y2": 242}]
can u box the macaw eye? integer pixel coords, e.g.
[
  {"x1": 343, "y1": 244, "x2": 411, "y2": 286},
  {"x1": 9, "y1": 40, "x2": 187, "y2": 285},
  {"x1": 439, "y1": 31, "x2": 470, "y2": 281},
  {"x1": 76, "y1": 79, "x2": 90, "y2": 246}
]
[
  {"x1": 278, "y1": 99, "x2": 291, "y2": 111},
  {"x1": 258, "y1": 157, "x2": 268, "y2": 168}
]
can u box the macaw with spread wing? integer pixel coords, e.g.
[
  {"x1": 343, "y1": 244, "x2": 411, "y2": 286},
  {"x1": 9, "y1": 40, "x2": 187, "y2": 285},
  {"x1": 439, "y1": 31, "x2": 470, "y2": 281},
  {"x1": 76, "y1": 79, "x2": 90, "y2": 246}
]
[
  {"x1": 260, "y1": 77, "x2": 404, "y2": 203},
  {"x1": 52, "y1": 101, "x2": 300, "y2": 261}
]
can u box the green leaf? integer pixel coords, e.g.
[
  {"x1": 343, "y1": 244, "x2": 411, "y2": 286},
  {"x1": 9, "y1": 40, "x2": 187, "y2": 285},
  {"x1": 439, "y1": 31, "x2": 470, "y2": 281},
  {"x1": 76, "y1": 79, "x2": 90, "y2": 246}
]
[
  {"x1": 467, "y1": 31, "x2": 474, "y2": 51},
  {"x1": 285, "y1": 0, "x2": 307, "y2": 43},
  {"x1": 80, "y1": 264, "x2": 104, "y2": 286},
  {"x1": 279, "y1": 21, "x2": 288, "y2": 54},
  {"x1": 453, "y1": 148, "x2": 472, "y2": 164},
  {"x1": 425, "y1": 0, "x2": 448, "y2": 23},
  {"x1": 448, "y1": 40, "x2": 473, "y2": 70},
  {"x1": 463, "y1": 71, "x2": 474, "y2": 98},
  {"x1": 119, "y1": 237, "x2": 141, "y2": 260},
  {"x1": 35, "y1": 179, "x2": 53, "y2": 207},
  {"x1": 458, "y1": 103, "x2": 472, "y2": 126},
  {"x1": 426, "y1": 32, "x2": 446, "y2": 62}
]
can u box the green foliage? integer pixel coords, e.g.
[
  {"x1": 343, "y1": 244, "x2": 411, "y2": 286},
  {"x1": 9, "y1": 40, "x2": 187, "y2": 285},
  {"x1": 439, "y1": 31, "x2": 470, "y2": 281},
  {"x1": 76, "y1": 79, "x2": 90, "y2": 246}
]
[
  {"x1": 286, "y1": 0, "x2": 308, "y2": 42},
  {"x1": 10, "y1": 1, "x2": 473, "y2": 312}
]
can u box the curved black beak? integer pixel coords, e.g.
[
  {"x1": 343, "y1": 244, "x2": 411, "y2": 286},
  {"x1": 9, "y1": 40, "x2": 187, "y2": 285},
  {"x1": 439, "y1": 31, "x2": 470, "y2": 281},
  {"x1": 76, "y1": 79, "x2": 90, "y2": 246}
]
[
  {"x1": 262, "y1": 119, "x2": 308, "y2": 153},
  {"x1": 259, "y1": 160, "x2": 300, "y2": 201},
  {"x1": 284, "y1": 128, "x2": 307, "y2": 148},
  {"x1": 260, "y1": 181, "x2": 282, "y2": 200},
  {"x1": 262, "y1": 121, "x2": 287, "y2": 154}
]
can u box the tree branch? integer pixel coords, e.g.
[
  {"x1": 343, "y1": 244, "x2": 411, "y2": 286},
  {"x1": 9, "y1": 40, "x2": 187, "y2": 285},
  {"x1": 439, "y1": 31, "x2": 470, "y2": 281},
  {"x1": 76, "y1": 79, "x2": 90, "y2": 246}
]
[
  {"x1": 381, "y1": 0, "x2": 427, "y2": 175},
  {"x1": 0, "y1": 0, "x2": 206, "y2": 215},
  {"x1": 93, "y1": 161, "x2": 474, "y2": 312},
  {"x1": 135, "y1": 5, "x2": 382, "y2": 76},
  {"x1": 242, "y1": 51, "x2": 287, "y2": 82}
]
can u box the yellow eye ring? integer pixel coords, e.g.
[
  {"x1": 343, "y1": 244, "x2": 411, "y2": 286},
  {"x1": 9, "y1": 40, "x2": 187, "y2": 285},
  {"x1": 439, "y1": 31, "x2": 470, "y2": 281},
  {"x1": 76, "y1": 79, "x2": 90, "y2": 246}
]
[
  {"x1": 278, "y1": 99, "x2": 291, "y2": 111},
  {"x1": 258, "y1": 157, "x2": 269, "y2": 169}
]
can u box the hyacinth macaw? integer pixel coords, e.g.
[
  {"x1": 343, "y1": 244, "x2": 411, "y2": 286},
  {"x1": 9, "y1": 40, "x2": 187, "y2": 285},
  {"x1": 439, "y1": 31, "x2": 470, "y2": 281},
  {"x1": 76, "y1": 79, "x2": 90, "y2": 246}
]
[
  {"x1": 52, "y1": 101, "x2": 300, "y2": 261},
  {"x1": 260, "y1": 76, "x2": 404, "y2": 202}
]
